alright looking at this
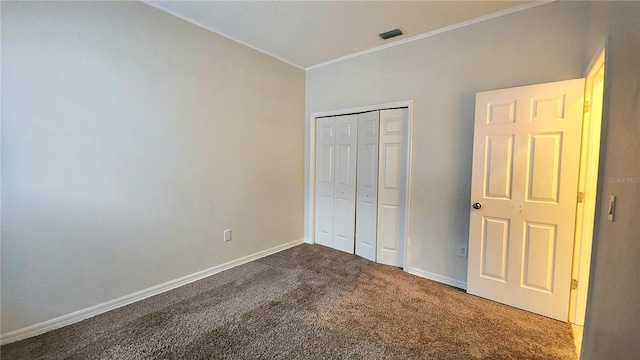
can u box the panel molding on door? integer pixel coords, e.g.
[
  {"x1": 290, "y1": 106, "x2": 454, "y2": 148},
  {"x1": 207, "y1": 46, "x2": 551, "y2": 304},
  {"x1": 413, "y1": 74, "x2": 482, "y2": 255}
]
[
  {"x1": 314, "y1": 117, "x2": 336, "y2": 248},
  {"x1": 377, "y1": 108, "x2": 408, "y2": 267},
  {"x1": 355, "y1": 111, "x2": 380, "y2": 261},
  {"x1": 332, "y1": 115, "x2": 358, "y2": 254},
  {"x1": 467, "y1": 78, "x2": 584, "y2": 321},
  {"x1": 315, "y1": 115, "x2": 358, "y2": 254}
]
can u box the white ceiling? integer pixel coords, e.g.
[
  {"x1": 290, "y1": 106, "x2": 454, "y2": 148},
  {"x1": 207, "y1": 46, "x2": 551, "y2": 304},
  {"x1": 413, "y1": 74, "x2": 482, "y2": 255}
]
[{"x1": 147, "y1": 1, "x2": 537, "y2": 69}]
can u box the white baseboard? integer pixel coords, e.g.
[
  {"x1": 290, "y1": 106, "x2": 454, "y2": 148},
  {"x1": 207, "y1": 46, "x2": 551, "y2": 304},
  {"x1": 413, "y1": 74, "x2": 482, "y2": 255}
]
[
  {"x1": 0, "y1": 238, "x2": 304, "y2": 345},
  {"x1": 405, "y1": 267, "x2": 467, "y2": 290}
]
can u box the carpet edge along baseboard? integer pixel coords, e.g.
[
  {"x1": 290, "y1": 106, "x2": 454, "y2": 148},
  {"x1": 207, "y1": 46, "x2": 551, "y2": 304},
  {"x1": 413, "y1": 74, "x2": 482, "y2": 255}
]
[{"x1": 0, "y1": 238, "x2": 305, "y2": 345}]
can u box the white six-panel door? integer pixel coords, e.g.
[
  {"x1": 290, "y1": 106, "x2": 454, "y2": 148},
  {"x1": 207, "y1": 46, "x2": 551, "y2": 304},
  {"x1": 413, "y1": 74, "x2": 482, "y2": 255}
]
[
  {"x1": 355, "y1": 111, "x2": 380, "y2": 262},
  {"x1": 467, "y1": 79, "x2": 584, "y2": 321},
  {"x1": 376, "y1": 108, "x2": 408, "y2": 267},
  {"x1": 315, "y1": 115, "x2": 358, "y2": 254}
]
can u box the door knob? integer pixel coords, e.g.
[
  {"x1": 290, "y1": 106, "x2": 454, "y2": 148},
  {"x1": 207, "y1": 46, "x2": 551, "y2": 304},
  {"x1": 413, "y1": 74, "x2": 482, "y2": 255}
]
[{"x1": 472, "y1": 202, "x2": 482, "y2": 209}]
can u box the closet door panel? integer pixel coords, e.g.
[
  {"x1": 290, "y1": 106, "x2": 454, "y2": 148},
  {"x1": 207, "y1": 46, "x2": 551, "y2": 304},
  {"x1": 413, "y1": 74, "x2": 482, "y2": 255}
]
[
  {"x1": 332, "y1": 114, "x2": 358, "y2": 254},
  {"x1": 377, "y1": 108, "x2": 408, "y2": 267},
  {"x1": 315, "y1": 117, "x2": 336, "y2": 247},
  {"x1": 356, "y1": 111, "x2": 380, "y2": 261}
]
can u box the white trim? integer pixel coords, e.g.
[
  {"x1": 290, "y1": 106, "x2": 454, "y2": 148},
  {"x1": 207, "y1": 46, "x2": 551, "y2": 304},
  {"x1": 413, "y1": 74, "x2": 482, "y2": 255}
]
[
  {"x1": 305, "y1": 110, "x2": 317, "y2": 245},
  {"x1": 403, "y1": 104, "x2": 415, "y2": 270},
  {"x1": 0, "y1": 238, "x2": 304, "y2": 345},
  {"x1": 144, "y1": 0, "x2": 551, "y2": 72},
  {"x1": 311, "y1": 100, "x2": 414, "y2": 119},
  {"x1": 141, "y1": 1, "x2": 305, "y2": 71},
  {"x1": 570, "y1": 37, "x2": 608, "y2": 329},
  {"x1": 405, "y1": 267, "x2": 467, "y2": 290},
  {"x1": 583, "y1": 36, "x2": 608, "y2": 78},
  {"x1": 580, "y1": 34, "x2": 612, "y2": 360},
  {"x1": 306, "y1": 101, "x2": 414, "y2": 267},
  {"x1": 305, "y1": 1, "x2": 554, "y2": 71}
]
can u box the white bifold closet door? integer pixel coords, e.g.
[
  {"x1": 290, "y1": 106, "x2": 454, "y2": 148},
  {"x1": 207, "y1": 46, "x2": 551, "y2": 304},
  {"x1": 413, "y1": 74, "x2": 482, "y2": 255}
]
[
  {"x1": 355, "y1": 111, "x2": 380, "y2": 262},
  {"x1": 376, "y1": 108, "x2": 408, "y2": 267},
  {"x1": 315, "y1": 114, "x2": 358, "y2": 254},
  {"x1": 315, "y1": 117, "x2": 335, "y2": 248},
  {"x1": 315, "y1": 108, "x2": 407, "y2": 265}
]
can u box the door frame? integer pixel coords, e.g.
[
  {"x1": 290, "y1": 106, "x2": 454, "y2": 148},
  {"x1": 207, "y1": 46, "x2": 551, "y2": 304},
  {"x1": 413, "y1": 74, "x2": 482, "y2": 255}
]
[
  {"x1": 569, "y1": 41, "x2": 607, "y2": 327},
  {"x1": 306, "y1": 100, "x2": 414, "y2": 268},
  {"x1": 569, "y1": 36, "x2": 610, "y2": 359}
]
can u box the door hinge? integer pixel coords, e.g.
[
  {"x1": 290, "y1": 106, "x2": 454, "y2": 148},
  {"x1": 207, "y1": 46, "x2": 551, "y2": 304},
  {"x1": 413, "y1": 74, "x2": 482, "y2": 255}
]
[
  {"x1": 577, "y1": 192, "x2": 584, "y2": 203},
  {"x1": 583, "y1": 101, "x2": 590, "y2": 113},
  {"x1": 571, "y1": 279, "x2": 578, "y2": 290}
]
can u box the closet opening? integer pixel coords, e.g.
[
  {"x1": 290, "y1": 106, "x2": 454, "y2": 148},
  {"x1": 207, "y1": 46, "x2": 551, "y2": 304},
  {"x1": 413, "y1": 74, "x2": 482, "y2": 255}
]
[{"x1": 308, "y1": 101, "x2": 414, "y2": 268}]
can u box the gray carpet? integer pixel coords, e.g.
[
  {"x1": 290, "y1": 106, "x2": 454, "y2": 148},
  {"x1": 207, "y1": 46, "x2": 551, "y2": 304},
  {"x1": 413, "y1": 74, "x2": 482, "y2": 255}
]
[{"x1": 1, "y1": 244, "x2": 576, "y2": 359}]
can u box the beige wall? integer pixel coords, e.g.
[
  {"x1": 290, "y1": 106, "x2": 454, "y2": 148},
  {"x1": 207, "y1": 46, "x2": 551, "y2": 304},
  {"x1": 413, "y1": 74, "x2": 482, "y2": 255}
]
[
  {"x1": 1, "y1": 1, "x2": 304, "y2": 334},
  {"x1": 581, "y1": 2, "x2": 640, "y2": 359},
  {"x1": 306, "y1": 1, "x2": 588, "y2": 285},
  {"x1": 3, "y1": 1, "x2": 639, "y2": 357}
]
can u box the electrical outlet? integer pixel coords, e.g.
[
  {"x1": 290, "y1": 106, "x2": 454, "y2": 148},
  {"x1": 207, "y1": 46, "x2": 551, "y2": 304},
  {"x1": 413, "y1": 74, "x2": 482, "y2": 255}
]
[
  {"x1": 457, "y1": 245, "x2": 468, "y2": 258},
  {"x1": 224, "y1": 229, "x2": 232, "y2": 242}
]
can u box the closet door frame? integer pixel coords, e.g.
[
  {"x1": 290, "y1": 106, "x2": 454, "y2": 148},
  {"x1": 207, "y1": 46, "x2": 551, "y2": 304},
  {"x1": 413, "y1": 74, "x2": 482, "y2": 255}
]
[{"x1": 307, "y1": 100, "x2": 414, "y2": 269}]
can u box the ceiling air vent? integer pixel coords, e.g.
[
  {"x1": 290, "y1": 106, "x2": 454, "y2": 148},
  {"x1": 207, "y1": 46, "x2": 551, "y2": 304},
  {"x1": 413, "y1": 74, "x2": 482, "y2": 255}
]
[{"x1": 379, "y1": 28, "x2": 403, "y2": 40}]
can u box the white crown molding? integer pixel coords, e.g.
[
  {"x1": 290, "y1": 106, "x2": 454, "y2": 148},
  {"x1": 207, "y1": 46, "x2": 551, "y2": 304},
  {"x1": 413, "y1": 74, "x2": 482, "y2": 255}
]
[
  {"x1": 0, "y1": 238, "x2": 305, "y2": 345},
  {"x1": 143, "y1": 0, "x2": 553, "y2": 72},
  {"x1": 305, "y1": 0, "x2": 555, "y2": 71},
  {"x1": 141, "y1": 1, "x2": 306, "y2": 70}
]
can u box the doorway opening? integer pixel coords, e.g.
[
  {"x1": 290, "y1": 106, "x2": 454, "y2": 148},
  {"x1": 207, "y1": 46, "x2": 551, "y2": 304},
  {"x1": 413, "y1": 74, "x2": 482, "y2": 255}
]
[{"x1": 569, "y1": 45, "x2": 606, "y2": 356}]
